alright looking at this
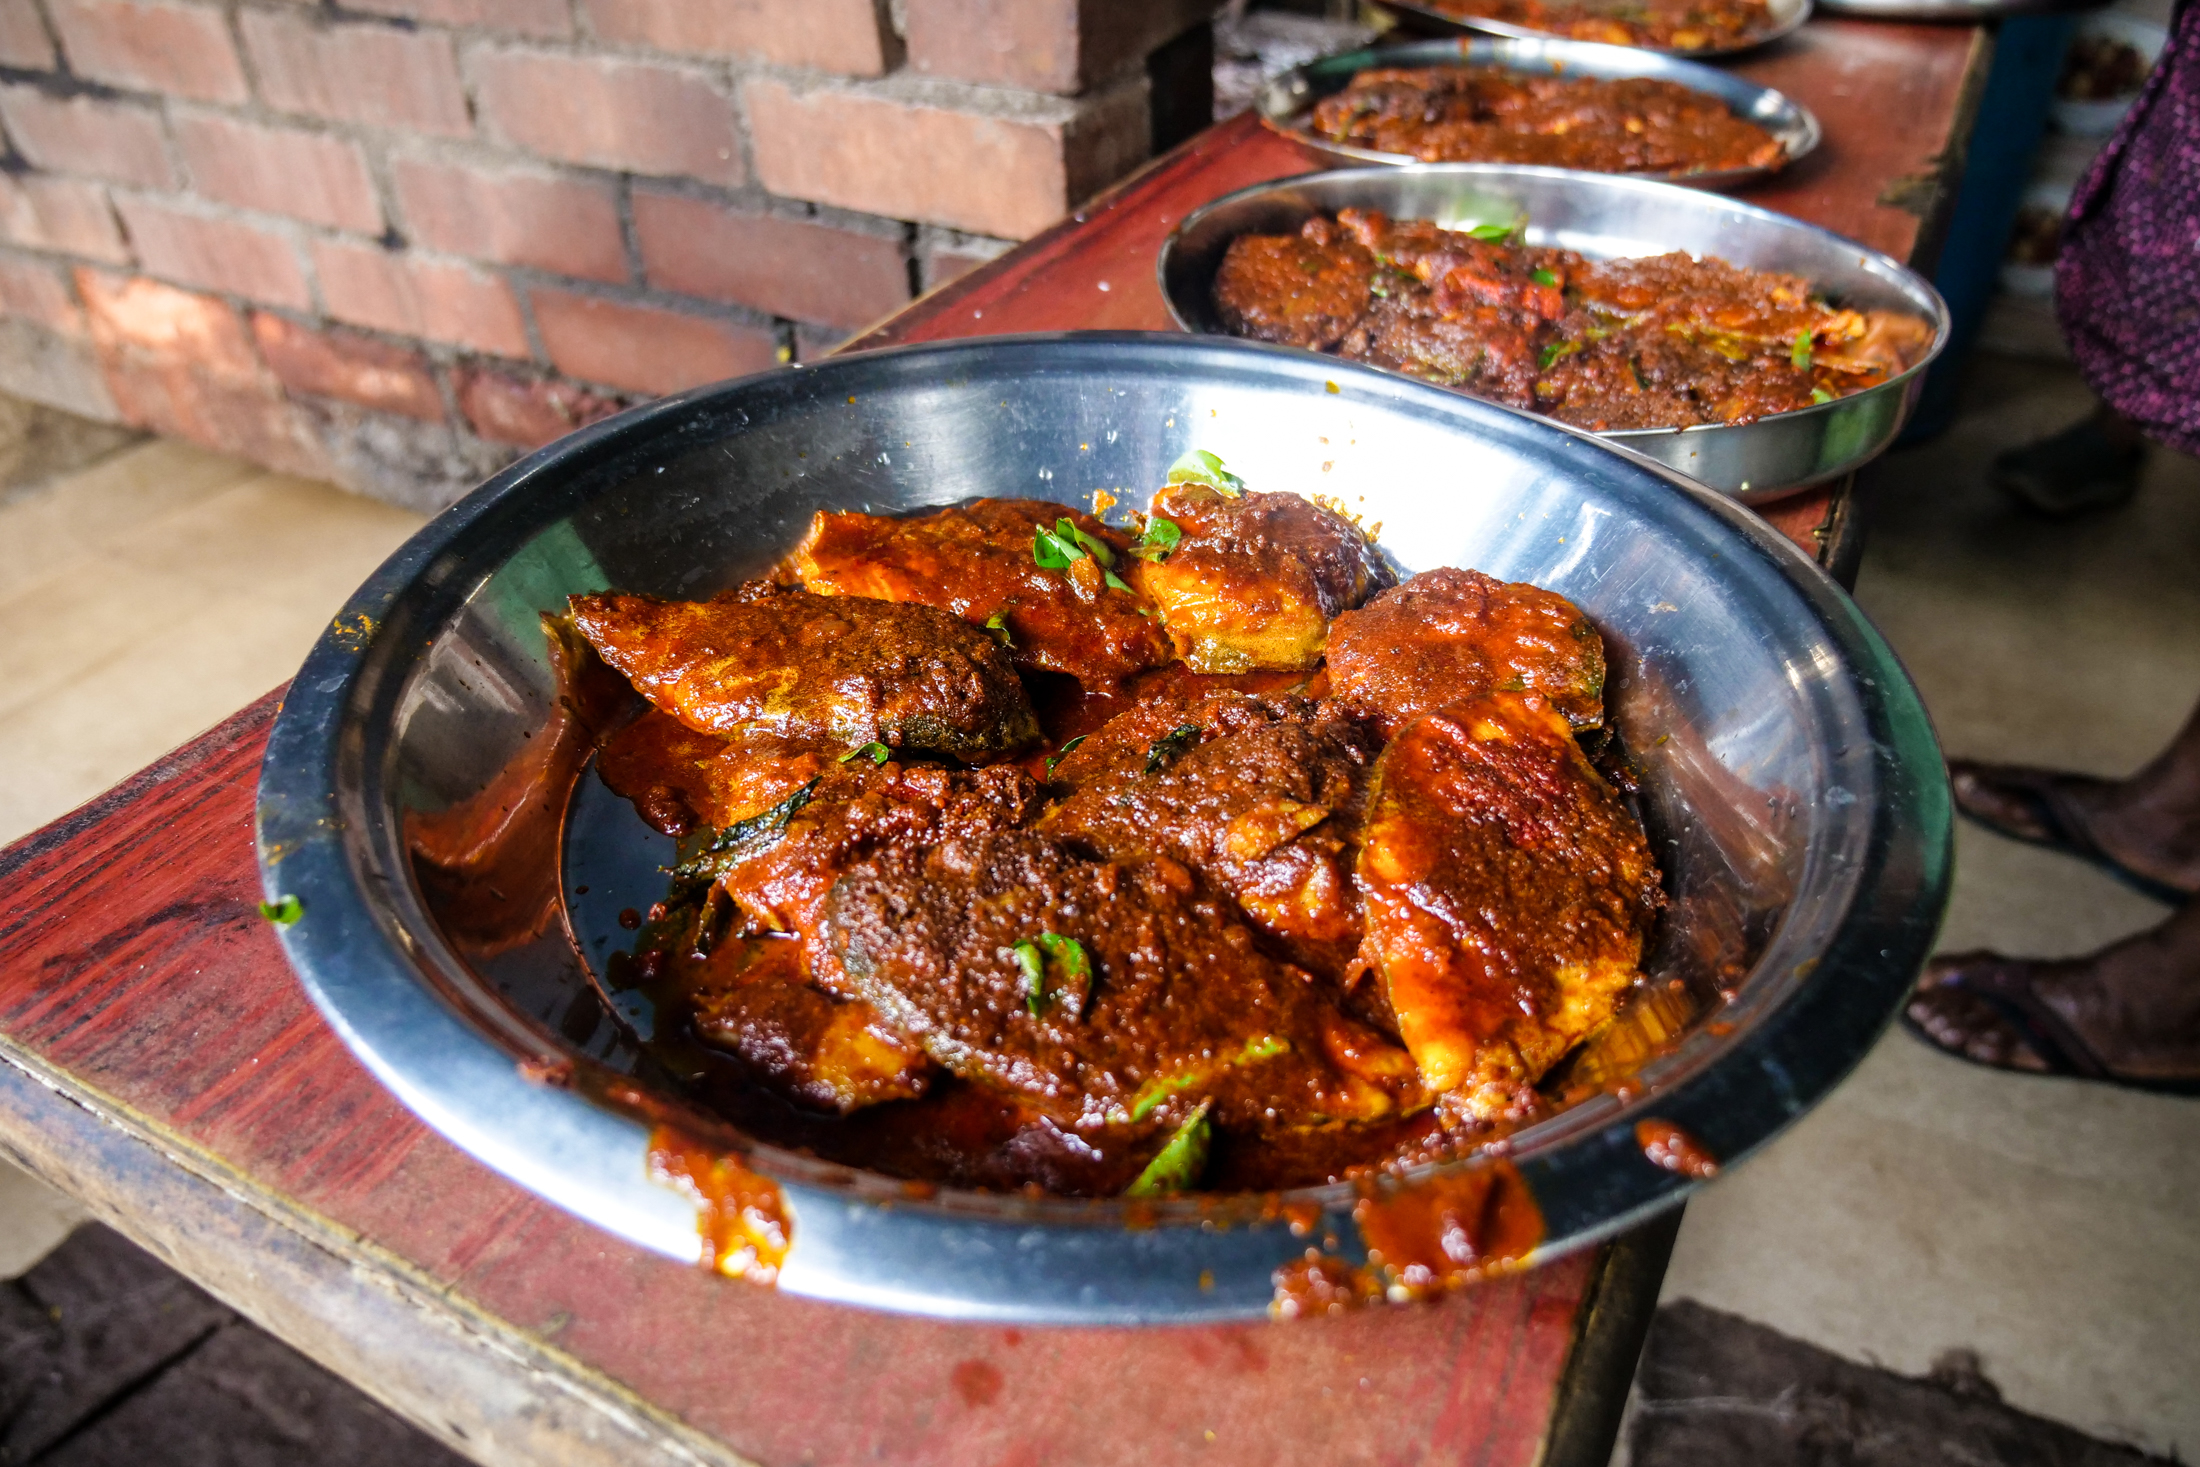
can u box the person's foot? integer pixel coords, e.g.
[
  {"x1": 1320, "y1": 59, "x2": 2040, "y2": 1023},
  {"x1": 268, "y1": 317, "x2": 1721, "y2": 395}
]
[
  {"x1": 1906, "y1": 899, "x2": 2200, "y2": 1090},
  {"x1": 1990, "y1": 412, "x2": 2144, "y2": 518},
  {"x1": 1949, "y1": 759, "x2": 2200, "y2": 900}
]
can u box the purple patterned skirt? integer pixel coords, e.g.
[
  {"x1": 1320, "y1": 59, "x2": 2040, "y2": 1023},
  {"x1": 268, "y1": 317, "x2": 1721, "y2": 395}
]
[{"x1": 2056, "y1": 0, "x2": 2200, "y2": 454}]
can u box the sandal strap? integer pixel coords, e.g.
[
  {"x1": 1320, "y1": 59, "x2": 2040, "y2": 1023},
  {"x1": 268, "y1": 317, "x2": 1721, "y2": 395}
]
[{"x1": 1941, "y1": 962, "x2": 2112, "y2": 1082}]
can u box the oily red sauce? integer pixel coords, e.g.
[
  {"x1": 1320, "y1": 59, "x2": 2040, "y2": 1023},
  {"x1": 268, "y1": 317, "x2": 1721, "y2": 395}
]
[
  {"x1": 1311, "y1": 66, "x2": 1785, "y2": 176},
  {"x1": 1636, "y1": 1118, "x2": 1720, "y2": 1178},
  {"x1": 1214, "y1": 209, "x2": 1934, "y2": 432},
  {"x1": 646, "y1": 1124, "x2": 793, "y2": 1283},
  {"x1": 1271, "y1": 1161, "x2": 1545, "y2": 1316},
  {"x1": 1426, "y1": 0, "x2": 1779, "y2": 51}
]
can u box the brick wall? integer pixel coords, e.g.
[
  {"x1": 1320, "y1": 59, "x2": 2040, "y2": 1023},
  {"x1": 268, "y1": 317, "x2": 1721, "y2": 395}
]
[{"x1": 0, "y1": 0, "x2": 1217, "y2": 510}]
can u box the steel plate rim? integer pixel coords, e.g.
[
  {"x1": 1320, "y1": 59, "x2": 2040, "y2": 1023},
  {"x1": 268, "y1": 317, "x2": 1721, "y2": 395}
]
[
  {"x1": 1373, "y1": 0, "x2": 1813, "y2": 58},
  {"x1": 1153, "y1": 161, "x2": 1952, "y2": 496},
  {"x1": 256, "y1": 331, "x2": 1951, "y2": 1322},
  {"x1": 1254, "y1": 35, "x2": 1822, "y2": 188}
]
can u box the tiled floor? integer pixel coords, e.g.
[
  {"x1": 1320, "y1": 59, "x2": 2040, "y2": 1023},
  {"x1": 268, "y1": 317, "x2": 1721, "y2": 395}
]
[
  {"x1": 1661, "y1": 356, "x2": 2200, "y2": 1460},
  {"x1": 0, "y1": 438, "x2": 424, "y2": 846},
  {"x1": 0, "y1": 361, "x2": 2192, "y2": 1458},
  {"x1": 0, "y1": 427, "x2": 425, "y2": 1290}
]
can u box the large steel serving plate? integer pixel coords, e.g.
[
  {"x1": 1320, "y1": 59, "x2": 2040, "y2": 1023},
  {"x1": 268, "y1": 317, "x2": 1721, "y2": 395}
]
[
  {"x1": 1257, "y1": 36, "x2": 1820, "y2": 187},
  {"x1": 256, "y1": 334, "x2": 1949, "y2": 1324},
  {"x1": 1158, "y1": 165, "x2": 1950, "y2": 498},
  {"x1": 1376, "y1": 0, "x2": 1811, "y2": 57}
]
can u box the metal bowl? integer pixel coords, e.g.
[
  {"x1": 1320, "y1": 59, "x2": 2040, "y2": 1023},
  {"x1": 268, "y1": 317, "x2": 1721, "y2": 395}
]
[
  {"x1": 1375, "y1": 0, "x2": 1811, "y2": 58},
  {"x1": 1157, "y1": 165, "x2": 1951, "y2": 498},
  {"x1": 256, "y1": 333, "x2": 1950, "y2": 1324},
  {"x1": 1257, "y1": 37, "x2": 1821, "y2": 188},
  {"x1": 1816, "y1": 0, "x2": 2105, "y2": 19}
]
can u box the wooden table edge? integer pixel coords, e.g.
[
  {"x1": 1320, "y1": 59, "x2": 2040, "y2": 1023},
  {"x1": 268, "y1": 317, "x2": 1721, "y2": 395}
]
[{"x1": 0, "y1": 1029, "x2": 757, "y2": 1467}]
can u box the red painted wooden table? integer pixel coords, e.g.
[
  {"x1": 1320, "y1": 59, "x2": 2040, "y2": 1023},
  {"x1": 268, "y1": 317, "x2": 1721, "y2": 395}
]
[{"x1": 0, "y1": 23, "x2": 1983, "y2": 1467}]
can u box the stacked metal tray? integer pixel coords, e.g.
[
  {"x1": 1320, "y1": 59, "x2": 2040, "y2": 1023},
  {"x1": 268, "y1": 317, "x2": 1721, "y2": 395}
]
[{"x1": 1257, "y1": 36, "x2": 1822, "y2": 188}]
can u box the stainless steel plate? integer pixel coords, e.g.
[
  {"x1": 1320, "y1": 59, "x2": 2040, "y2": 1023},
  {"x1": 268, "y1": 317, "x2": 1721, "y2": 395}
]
[
  {"x1": 1816, "y1": 0, "x2": 2105, "y2": 20},
  {"x1": 1157, "y1": 164, "x2": 1951, "y2": 498},
  {"x1": 1376, "y1": 0, "x2": 1811, "y2": 58},
  {"x1": 1257, "y1": 37, "x2": 1820, "y2": 188},
  {"x1": 256, "y1": 334, "x2": 1950, "y2": 1324}
]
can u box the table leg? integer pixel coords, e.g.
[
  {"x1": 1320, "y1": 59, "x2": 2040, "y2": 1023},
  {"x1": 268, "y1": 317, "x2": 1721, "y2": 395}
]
[{"x1": 1534, "y1": 1205, "x2": 1686, "y2": 1467}]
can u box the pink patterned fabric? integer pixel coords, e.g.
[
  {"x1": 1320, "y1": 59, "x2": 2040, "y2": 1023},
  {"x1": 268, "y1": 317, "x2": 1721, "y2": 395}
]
[{"x1": 2055, "y1": 0, "x2": 2200, "y2": 454}]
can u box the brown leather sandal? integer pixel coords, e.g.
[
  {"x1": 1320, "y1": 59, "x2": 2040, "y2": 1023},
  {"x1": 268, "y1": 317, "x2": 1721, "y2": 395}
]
[
  {"x1": 1904, "y1": 951, "x2": 2200, "y2": 1096},
  {"x1": 1948, "y1": 760, "x2": 2198, "y2": 904}
]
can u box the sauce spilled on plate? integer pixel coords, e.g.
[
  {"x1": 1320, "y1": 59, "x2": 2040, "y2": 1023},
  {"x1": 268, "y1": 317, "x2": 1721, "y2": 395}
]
[
  {"x1": 647, "y1": 1124, "x2": 793, "y2": 1283},
  {"x1": 1635, "y1": 1117, "x2": 1720, "y2": 1178},
  {"x1": 1269, "y1": 1161, "x2": 1543, "y2": 1316}
]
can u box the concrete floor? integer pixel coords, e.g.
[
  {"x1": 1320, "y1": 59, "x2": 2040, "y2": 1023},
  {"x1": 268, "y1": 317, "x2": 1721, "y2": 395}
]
[
  {"x1": 1661, "y1": 355, "x2": 2200, "y2": 1461},
  {"x1": 0, "y1": 357, "x2": 2191, "y2": 1457}
]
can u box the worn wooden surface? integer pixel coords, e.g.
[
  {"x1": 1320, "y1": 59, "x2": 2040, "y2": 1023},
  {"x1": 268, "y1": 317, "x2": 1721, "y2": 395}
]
[{"x1": 0, "y1": 27, "x2": 1988, "y2": 1467}]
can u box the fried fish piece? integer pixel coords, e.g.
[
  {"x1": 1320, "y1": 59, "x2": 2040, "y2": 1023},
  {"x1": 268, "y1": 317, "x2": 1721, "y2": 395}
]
[
  {"x1": 1042, "y1": 691, "x2": 1377, "y2": 977},
  {"x1": 784, "y1": 499, "x2": 1171, "y2": 688},
  {"x1": 1355, "y1": 693, "x2": 1662, "y2": 1123},
  {"x1": 595, "y1": 708, "x2": 830, "y2": 836},
  {"x1": 700, "y1": 759, "x2": 1043, "y2": 949},
  {"x1": 1212, "y1": 218, "x2": 1376, "y2": 350},
  {"x1": 683, "y1": 937, "x2": 932, "y2": 1114},
  {"x1": 1128, "y1": 483, "x2": 1393, "y2": 673},
  {"x1": 816, "y1": 831, "x2": 1420, "y2": 1133},
  {"x1": 1324, "y1": 567, "x2": 1607, "y2": 735},
  {"x1": 569, "y1": 584, "x2": 1039, "y2": 761}
]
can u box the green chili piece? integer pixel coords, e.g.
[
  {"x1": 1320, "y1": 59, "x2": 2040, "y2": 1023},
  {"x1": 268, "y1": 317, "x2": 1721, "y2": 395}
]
[
  {"x1": 1126, "y1": 1102, "x2": 1213, "y2": 1197},
  {"x1": 1034, "y1": 931, "x2": 1095, "y2": 1017},
  {"x1": 1531, "y1": 268, "x2": 1559, "y2": 287},
  {"x1": 1810, "y1": 387, "x2": 1835, "y2": 405},
  {"x1": 1012, "y1": 939, "x2": 1047, "y2": 1016},
  {"x1": 1790, "y1": 329, "x2": 1813, "y2": 370},
  {"x1": 258, "y1": 895, "x2": 303, "y2": 926},
  {"x1": 983, "y1": 610, "x2": 1014, "y2": 647},
  {"x1": 838, "y1": 741, "x2": 890, "y2": 765}
]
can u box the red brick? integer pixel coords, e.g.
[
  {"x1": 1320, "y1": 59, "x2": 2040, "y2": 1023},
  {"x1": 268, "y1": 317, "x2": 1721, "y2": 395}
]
[
  {"x1": 251, "y1": 311, "x2": 443, "y2": 420},
  {"x1": 175, "y1": 115, "x2": 380, "y2": 234},
  {"x1": 113, "y1": 197, "x2": 310, "y2": 310},
  {"x1": 347, "y1": 0, "x2": 570, "y2": 39},
  {"x1": 472, "y1": 49, "x2": 741, "y2": 185},
  {"x1": 312, "y1": 239, "x2": 530, "y2": 358},
  {"x1": 455, "y1": 362, "x2": 622, "y2": 447},
  {"x1": 632, "y1": 193, "x2": 906, "y2": 329},
  {"x1": 0, "y1": 0, "x2": 57, "y2": 69},
  {"x1": 580, "y1": 0, "x2": 890, "y2": 76},
  {"x1": 47, "y1": 0, "x2": 246, "y2": 103},
  {"x1": 0, "y1": 174, "x2": 127, "y2": 262},
  {"x1": 529, "y1": 287, "x2": 775, "y2": 395},
  {"x1": 922, "y1": 236, "x2": 1011, "y2": 290},
  {"x1": 75, "y1": 266, "x2": 332, "y2": 478},
  {"x1": 904, "y1": 0, "x2": 1213, "y2": 93},
  {"x1": 0, "y1": 253, "x2": 85, "y2": 336},
  {"x1": 745, "y1": 78, "x2": 1147, "y2": 240},
  {"x1": 0, "y1": 87, "x2": 175, "y2": 189},
  {"x1": 240, "y1": 11, "x2": 469, "y2": 136},
  {"x1": 392, "y1": 158, "x2": 625, "y2": 284}
]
